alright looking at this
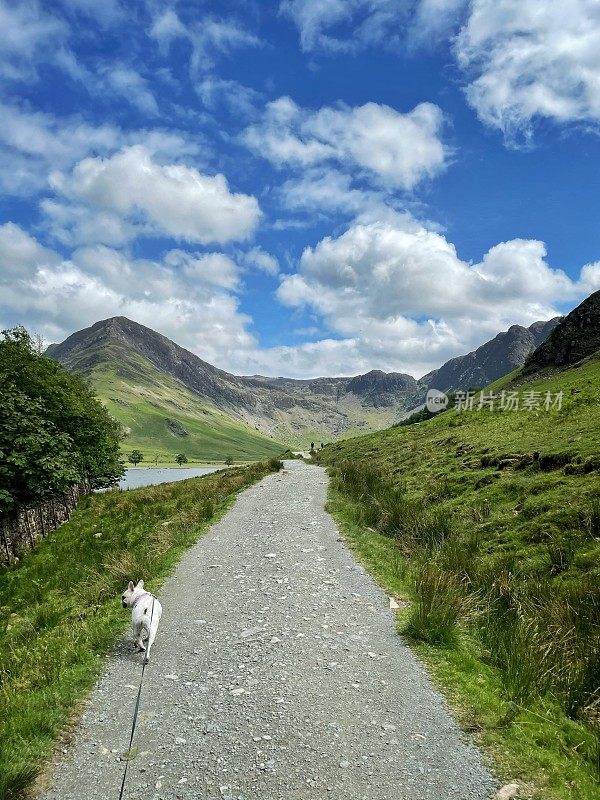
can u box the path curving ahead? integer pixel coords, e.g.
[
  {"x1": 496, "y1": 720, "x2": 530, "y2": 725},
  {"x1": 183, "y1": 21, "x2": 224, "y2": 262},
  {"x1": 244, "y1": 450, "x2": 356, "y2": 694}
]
[{"x1": 40, "y1": 461, "x2": 496, "y2": 800}]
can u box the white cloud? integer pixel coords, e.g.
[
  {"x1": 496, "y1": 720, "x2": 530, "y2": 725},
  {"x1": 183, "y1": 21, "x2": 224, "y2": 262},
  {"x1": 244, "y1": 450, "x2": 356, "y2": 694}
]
[
  {"x1": 279, "y1": 167, "x2": 388, "y2": 216},
  {"x1": 280, "y1": 0, "x2": 467, "y2": 52},
  {"x1": 164, "y1": 250, "x2": 241, "y2": 290},
  {"x1": 149, "y1": 9, "x2": 261, "y2": 73},
  {"x1": 579, "y1": 261, "x2": 600, "y2": 295},
  {"x1": 0, "y1": 102, "x2": 201, "y2": 197},
  {"x1": 242, "y1": 97, "x2": 447, "y2": 190},
  {"x1": 0, "y1": 0, "x2": 67, "y2": 81},
  {"x1": 148, "y1": 8, "x2": 187, "y2": 51},
  {"x1": 274, "y1": 215, "x2": 597, "y2": 376},
  {"x1": 1, "y1": 221, "x2": 599, "y2": 379},
  {"x1": 409, "y1": 0, "x2": 467, "y2": 45},
  {"x1": 455, "y1": 0, "x2": 600, "y2": 135},
  {"x1": 103, "y1": 67, "x2": 159, "y2": 116},
  {"x1": 0, "y1": 222, "x2": 60, "y2": 278},
  {"x1": 40, "y1": 199, "x2": 142, "y2": 247},
  {"x1": 283, "y1": 0, "x2": 600, "y2": 137},
  {"x1": 243, "y1": 247, "x2": 279, "y2": 276},
  {"x1": 281, "y1": 220, "x2": 575, "y2": 321},
  {"x1": 196, "y1": 77, "x2": 261, "y2": 118},
  {"x1": 50, "y1": 145, "x2": 261, "y2": 245},
  {"x1": 279, "y1": 0, "x2": 402, "y2": 52},
  {"x1": 59, "y1": 0, "x2": 124, "y2": 27}
]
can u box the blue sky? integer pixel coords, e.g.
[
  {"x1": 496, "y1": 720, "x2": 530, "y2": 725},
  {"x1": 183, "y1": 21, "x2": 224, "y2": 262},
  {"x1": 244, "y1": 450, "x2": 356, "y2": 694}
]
[{"x1": 1, "y1": 0, "x2": 599, "y2": 378}]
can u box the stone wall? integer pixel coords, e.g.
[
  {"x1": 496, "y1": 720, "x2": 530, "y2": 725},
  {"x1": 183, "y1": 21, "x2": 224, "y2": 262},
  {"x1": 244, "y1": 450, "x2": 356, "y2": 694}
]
[{"x1": 0, "y1": 482, "x2": 90, "y2": 565}]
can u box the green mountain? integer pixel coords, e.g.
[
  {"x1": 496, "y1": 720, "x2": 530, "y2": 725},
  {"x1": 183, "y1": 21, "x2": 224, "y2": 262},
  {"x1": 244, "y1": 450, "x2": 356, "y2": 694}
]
[
  {"x1": 46, "y1": 317, "x2": 424, "y2": 450},
  {"x1": 47, "y1": 331, "x2": 285, "y2": 463}
]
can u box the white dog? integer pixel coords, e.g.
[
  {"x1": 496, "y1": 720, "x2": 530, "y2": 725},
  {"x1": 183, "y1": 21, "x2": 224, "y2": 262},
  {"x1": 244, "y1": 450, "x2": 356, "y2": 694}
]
[{"x1": 121, "y1": 580, "x2": 162, "y2": 663}]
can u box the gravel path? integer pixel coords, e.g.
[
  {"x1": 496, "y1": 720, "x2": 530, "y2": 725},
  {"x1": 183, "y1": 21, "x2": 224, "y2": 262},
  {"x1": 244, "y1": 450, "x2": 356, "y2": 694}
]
[{"x1": 40, "y1": 461, "x2": 496, "y2": 800}]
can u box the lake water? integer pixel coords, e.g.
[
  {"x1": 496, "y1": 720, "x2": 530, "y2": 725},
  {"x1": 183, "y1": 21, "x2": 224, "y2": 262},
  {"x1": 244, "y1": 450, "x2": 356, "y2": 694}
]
[{"x1": 116, "y1": 466, "x2": 221, "y2": 490}]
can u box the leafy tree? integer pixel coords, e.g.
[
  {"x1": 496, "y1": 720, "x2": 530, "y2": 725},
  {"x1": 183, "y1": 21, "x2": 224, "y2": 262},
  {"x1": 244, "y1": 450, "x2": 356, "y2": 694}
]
[
  {"x1": 225, "y1": 456, "x2": 233, "y2": 466},
  {"x1": 0, "y1": 382, "x2": 80, "y2": 514},
  {"x1": 0, "y1": 327, "x2": 124, "y2": 512},
  {"x1": 128, "y1": 450, "x2": 144, "y2": 466},
  {"x1": 175, "y1": 453, "x2": 188, "y2": 466}
]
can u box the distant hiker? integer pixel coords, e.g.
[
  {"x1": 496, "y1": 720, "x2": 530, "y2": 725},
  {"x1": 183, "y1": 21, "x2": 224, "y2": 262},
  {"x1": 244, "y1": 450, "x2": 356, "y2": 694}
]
[
  {"x1": 310, "y1": 441, "x2": 315, "y2": 451},
  {"x1": 320, "y1": 442, "x2": 324, "y2": 449}
]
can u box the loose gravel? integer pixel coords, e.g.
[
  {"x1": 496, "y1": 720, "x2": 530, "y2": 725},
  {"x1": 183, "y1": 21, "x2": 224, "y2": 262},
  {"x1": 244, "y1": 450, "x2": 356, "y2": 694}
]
[{"x1": 40, "y1": 460, "x2": 497, "y2": 800}]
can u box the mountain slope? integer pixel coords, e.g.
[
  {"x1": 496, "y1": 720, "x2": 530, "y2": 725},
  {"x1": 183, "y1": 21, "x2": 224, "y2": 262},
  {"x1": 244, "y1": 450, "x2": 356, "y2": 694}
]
[
  {"x1": 523, "y1": 289, "x2": 600, "y2": 375},
  {"x1": 422, "y1": 317, "x2": 561, "y2": 392},
  {"x1": 59, "y1": 337, "x2": 285, "y2": 462},
  {"x1": 47, "y1": 317, "x2": 422, "y2": 443}
]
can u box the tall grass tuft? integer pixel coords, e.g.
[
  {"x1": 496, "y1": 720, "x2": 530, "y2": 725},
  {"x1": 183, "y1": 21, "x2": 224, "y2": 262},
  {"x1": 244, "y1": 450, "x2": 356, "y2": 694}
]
[
  {"x1": 581, "y1": 498, "x2": 600, "y2": 539},
  {"x1": 403, "y1": 560, "x2": 471, "y2": 646},
  {"x1": 330, "y1": 460, "x2": 454, "y2": 549}
]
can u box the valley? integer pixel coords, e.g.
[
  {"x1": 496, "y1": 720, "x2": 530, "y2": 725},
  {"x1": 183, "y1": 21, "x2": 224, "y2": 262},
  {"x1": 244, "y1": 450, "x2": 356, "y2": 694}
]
[{"x1": 47, "y1": 314, "x2": 561, "y2": 462}]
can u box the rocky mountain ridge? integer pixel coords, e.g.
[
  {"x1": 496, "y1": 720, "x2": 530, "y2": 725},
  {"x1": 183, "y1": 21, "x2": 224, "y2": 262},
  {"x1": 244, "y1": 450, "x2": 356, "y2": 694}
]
[
  {"x1": 422, "y1": 318, "x2": 562, "y2": 392},
  {"x1": 523, "y1": 290, "x2": 600, "y2": 374}
]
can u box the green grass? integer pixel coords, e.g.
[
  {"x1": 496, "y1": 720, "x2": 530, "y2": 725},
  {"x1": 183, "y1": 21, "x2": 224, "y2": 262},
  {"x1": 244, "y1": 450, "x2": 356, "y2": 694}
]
[
  {"x1": 0, "y1": 458, "x2": 282, "y2": 799},
  {"x1": 318, "y1": 356, "x2": 600, "y2": 799},
  {"x1": 84, "y1": 342, "x2": 285, "y2": 462}
]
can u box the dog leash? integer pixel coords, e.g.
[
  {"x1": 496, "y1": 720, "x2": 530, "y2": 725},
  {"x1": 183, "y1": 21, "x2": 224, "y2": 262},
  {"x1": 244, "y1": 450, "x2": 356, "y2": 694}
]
[{"x1": 118, "y1": 595, "x2": 155, "y2": 800}]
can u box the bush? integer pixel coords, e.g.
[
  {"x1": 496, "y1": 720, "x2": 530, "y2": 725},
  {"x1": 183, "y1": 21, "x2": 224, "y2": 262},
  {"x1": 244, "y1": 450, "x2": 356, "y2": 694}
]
[{"x1": 0, "y1": 328, "x2": 123, "y2": 513}]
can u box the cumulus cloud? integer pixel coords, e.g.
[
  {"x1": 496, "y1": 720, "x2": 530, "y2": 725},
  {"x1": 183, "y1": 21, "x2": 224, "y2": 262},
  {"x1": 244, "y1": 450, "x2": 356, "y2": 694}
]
[
  {"x1": 242, "y1": 97, "x2": 447, "y2": 190},
  {"x1": 279, "y1": 167, "x2": 389, "y2": 217},
  {"x1": 455, "y1": 0, "x2": 600, "y2": 136},
  {"x1": 164, "y1": 250, "x2": 241, "y2": 290},
  {"x1": 0, "y1": 222, "x2": 60, "y2": 278},
  {"x1": 275, "y1": 215, "x2": 599, "y2": 376},
  {"x1": 40, "y1": 199, "x2": 142, "y2": 247},
  {"x1": 1, "y1": 219, "x2": 599, "y2": 379},
  {"x1": 50, "y1": 145, "x2": 261, "y2": 245},
  {"x1": 0, "y1": 102, "x2": 200, "y2": 197}
]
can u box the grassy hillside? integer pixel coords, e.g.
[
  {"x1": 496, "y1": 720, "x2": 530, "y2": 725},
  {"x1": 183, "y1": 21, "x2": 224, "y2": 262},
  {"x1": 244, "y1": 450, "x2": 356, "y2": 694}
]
[
  {"x1": 85, "y1": 341, "x2": 284, "y2": 462},
  {"x1": 317, "y1": 356, "x2": 600, "y2": 798},
  {"x1": 0, "y1": 459, "x2": 283, "y2": 799}
]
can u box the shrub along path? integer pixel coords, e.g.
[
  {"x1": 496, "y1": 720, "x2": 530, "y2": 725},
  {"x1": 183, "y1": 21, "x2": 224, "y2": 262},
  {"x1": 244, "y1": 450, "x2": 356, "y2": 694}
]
[{"x1": 40, "y1": 461, "x2": 496, "y2": 800}]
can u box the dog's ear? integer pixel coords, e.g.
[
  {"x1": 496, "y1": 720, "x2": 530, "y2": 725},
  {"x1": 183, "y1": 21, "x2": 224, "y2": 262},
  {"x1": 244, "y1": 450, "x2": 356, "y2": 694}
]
[
  {"x1": 127, "y1": 581, "x2": 134, "y2": 591},
  {"x1": 136, "y1": 579, "x2": 144, "y2": 589}
]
